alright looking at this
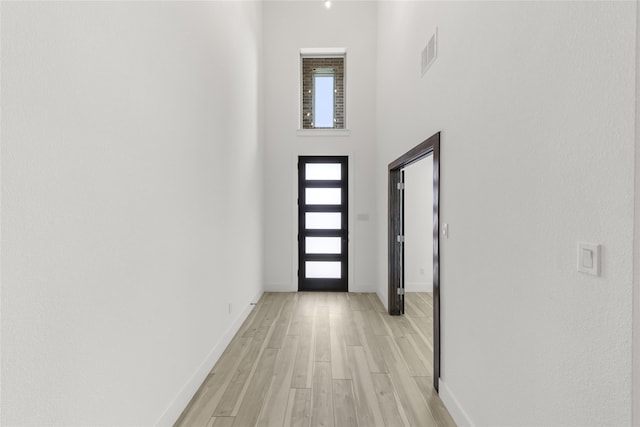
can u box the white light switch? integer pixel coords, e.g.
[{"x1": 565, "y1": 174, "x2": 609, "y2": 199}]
[
  {"x1": 577, "y1": 242, "x2": 600, "y2": 276},
  {"x1": 582, "y1": 249, "x2": 593, "y2": 268},
  {"x1": 442, "y1": 223, "x2": 449, "y2": 238}
]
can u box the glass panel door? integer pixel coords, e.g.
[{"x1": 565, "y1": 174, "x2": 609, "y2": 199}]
[{"x1": 298, "y1": 156, "x2": 348, "y2": 291}]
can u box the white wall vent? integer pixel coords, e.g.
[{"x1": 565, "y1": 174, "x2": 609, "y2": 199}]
[{"x1": 421, "y1": 28, "x2": 438, "y2": 77}]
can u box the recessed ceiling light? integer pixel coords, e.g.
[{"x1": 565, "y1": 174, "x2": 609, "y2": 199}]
[{"x1": 324, "y1": 0, "x2": 331, "y2": 9}]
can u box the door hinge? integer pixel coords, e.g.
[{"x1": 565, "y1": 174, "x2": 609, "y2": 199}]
[
  {"x1": 397, "y1": 235, "x2": 404, "y2": 243},
  {"x1": 397, "y1": 182, "x2": 405, "y2": 190},
  {"x1": 397, "y1": 288, "x2": 405, "y2": 295}
]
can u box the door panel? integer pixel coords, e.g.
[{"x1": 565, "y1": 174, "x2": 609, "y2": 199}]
[
  {"x1": 305, "y1": 237, "x2": 342, "y2": 254},
  {"x1": 305, "y1": 163, "x2": 342, "y2": 180},
  {"x1": 298, "y1": 156, "x2": 348, "y2": 292},
  {"x1": 305, "y1": 188, "x2": 342, "y2": 205},
  {"x1": 305, "y1": 261, "x2": 342, "y2": 279},
  {"x1": 305, "y1": 212, "x2": 342, "y2": 229}
]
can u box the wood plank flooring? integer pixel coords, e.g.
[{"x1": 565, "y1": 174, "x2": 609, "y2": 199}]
[{"x1": 174, "y1": 292, "x2": 455, "y2": 427}]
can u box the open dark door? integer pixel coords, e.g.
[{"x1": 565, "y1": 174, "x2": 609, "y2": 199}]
[
  {"x1": 388, "y1": 132, "x2": 441, "y2": 392},
  {"x1": 298, "y1": 156, "x2": 348, "y2": 292}
]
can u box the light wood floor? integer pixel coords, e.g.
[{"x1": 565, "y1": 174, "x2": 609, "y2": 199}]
[{"x1": 175, "y1": 292, "x2": 455, "y2": 427}]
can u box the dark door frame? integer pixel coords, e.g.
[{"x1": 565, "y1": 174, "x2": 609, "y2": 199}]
[
  {"x1": 298, "y1": 156, "x2": 349, "y2": 292},
  {"x1": 388, "y1": 131, "x2": 441, "y2": 392}
]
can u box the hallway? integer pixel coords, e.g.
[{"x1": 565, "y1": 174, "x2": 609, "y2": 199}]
[
  {"x1": 2, "y1": 1, "x2": 638, "y2": 425},
  {"x1": 175, "y1": 292, "x2": 455, "y2": 427}
]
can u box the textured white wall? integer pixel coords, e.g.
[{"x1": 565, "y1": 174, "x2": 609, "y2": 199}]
[
  {"x1": 404, "y1": 157, "x2": 433, "y2": 292},
  {"x1": 376, "y1": 1, "x2": 635, "y2": 425},
  {"x1": 1, "y1": 2, "x2": 263, "y2": 425},
  {"x1": 263, "y1": 1, "x2": 377, "y2": 292}
]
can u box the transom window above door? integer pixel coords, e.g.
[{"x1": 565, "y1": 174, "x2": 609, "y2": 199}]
[{"x1": 300, "y1": 50, "x2": 345, "y2": 130}]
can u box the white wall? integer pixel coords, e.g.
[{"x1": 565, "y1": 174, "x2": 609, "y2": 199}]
[
  {"x1": 376, "y1": 2, "x2": 636, "y2": 425},
  {"x1": 0, "y1": 2, "x2": 263, "y2": 425},
  {"x1": 634, "y1": 2, "x2": 640, "y2": 424},
  {"x1": 263, "y1": 1, "x2": 377, "y2": 292},
  {"x1": 404, "y1": 157, "x2": 433, "y2": 292}
]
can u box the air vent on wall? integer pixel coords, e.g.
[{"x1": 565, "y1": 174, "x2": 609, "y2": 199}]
[{"x1": 421, "y1": 28, "x2": 438, "y2": 77}]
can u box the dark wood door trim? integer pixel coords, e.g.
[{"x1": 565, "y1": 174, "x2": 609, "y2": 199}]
[{"x1": 388, "y1": 132, "x2": 441, "y2": 392}]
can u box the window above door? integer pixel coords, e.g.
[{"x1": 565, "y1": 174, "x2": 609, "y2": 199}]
[{"x1": 298, "y1": 48, "x2": 349, "y2": 136}]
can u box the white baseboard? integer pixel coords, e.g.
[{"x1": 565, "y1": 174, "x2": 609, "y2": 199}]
[
  {"x1": 377, "y1": 290, "x2": 388, "y2": 311},
  {"x1": 155, "y1": 289, "x2": 264, "y2": 426},
  {"x1": 264, "y1": 283, "x2": 295, "y2": 292},
  {"x1": 405, "y1": 281, "x2": 433, "y2": 292},
  {"x1": 349, "y1": 283, "x2": 379, "y2": 293},
  {"x1": 439, "y1": 379, "x2": 475, "y2": 427}
]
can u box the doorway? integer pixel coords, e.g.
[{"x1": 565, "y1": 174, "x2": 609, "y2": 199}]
[
  {"x1": 298, "y1": 156, "x2": 348, "y2": 292},
  {"x1": 404, "y1": 158, "x2": 435, "y2": 355},
  {"x1": 388, "y1": 132, "x2": 441, "y2": 391}
]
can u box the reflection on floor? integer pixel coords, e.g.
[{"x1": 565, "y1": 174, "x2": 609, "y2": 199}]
[{"x1": 175, "y1": 292, "x2": 456, "y2": 427}]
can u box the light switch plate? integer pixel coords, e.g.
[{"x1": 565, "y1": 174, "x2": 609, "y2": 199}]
[{"x1": 577, "y1": 242, "x2": 600, "y2": 276}]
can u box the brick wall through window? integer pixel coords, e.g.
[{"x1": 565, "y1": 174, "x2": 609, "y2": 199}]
[{"x1": 301, "y1": 57, "x2": 345, "y2": 129}]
